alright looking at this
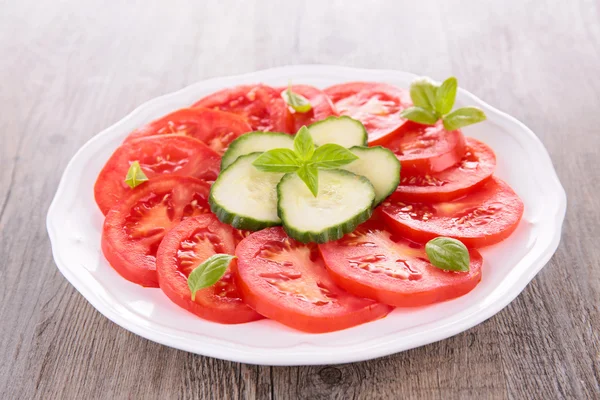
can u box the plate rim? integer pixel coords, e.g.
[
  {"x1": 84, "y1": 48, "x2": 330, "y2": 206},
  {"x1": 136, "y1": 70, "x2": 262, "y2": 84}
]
[{"x1": 46, "y1": 64, "x2": 567, "y2": 365}]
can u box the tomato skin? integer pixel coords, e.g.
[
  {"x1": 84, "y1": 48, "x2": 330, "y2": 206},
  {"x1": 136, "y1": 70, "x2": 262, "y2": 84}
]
[
  {"x1": 156, "y1": 214, "x2": 262, "y2": 324},
  {"x1": 379, "y1": 177, "x2": 524, "y2": 248},
  {"x1": 380, "y1": 121, "x2": 466, "y2": 175},
  {"x1": 192, "y1": 84, "x2": 289, "y2": 132},
  {"x1": 94, "y1": 135, "x2": 220, "y2": 215},
  {"x1": 393, "y1": 137, "x2": 496, "y2": 202},
  {"x1": 324, "y1": 82, "x2": 412, "y2": 144},
  {"x1": 234, "y1": 227, "x2": 392, "y2": 333},
  {"x1": 101, "y1": 176, "x2": 212, "y2": 287},
  {"x1": 319, "y1": 221, "x2": 483, "y2": 307},
  {"x1": 275, "y1": 85, "x2": 337, "y2": 133},
  {"x1": 125, "y1": 108, "x2": 252, "y2": 154}
]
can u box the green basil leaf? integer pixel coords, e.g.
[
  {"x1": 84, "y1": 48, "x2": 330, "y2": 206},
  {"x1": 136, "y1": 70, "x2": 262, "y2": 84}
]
[
  {"x1": 252, "y1": 149, "x2": 301, "y2": 173},
  {"x1": 399, "y1": 106, "x2": 439, "y2": 125},
  {"x1": 309, "y1": 144, "x2": 358, "y2": 169},
  {"x1": 434, "y1": 76, "x2": 458, "y2": 115},
  {"x1": 294, "y1": 126, "x2": 315, "y2": 160},
  {"x1": 187, "y1": 254, "x2": 235, "y2": 301},
  {"x1": 425, "y1": 237, "x2": 470, "y2": 272},
  {"x1": 124, "y1": 161, "x2": 148, "y2": 189},
  {"x1": 442, "y1": 107, "x2": 487, "y2": 131},
  {"x1": 296, "y1": 164, "x2": 319, "y2": 197},
  {"x1": 410, "y1": 77, "x2": 438, "y2": 110},
  {"x1": 282, "y1": 84, "x2": 312, "y2": 113}
]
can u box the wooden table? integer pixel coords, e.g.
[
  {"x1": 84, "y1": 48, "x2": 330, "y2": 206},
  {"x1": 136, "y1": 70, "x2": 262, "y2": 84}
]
[{"x1": 2, "y1": 0, "x2": 599, "y2": 398}]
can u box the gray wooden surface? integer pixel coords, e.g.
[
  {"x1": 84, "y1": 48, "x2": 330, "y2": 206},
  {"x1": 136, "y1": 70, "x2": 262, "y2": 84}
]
[{"x1": 1, "y1": 0, "x2": 599, "y2": 398}]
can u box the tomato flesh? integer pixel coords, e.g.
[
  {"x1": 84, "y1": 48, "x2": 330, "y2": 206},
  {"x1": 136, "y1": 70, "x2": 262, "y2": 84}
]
[
  {"x1": 393, "y1": 137, "x2": 496, "y2": 202},
  {"x1": 324, "y1": 82, "x2": 412, "y2": 144},
  {"x1": 381, "y1": 121, "x2": 466, "y2": 175},
  {"x1": 101, "y1": 176, "x2": 212, "y2": 287},
  {"x1": 275, "y1": 84, "x2": 337, "y2": 133},
  {"x1": 192, "y1": 84, "x2": 289, "y2": 132},
  {"x1": 233, "y1": 229, "x2": 252, "y2": 245},
  {"x1": 156, "y1": 214, "x2": 262, "y2": 323},
  {"x1": 379, "y1": 177, "x2": 524, "y2": 248},
  {"x1": 94, "y1": 136, "x2": 220, "y2": 214},
  {"x1": 125, "y1": 108, "x2": 252, "y2": 154},
  {"x1": 234, "y1": 227, "x2": 392, "y2": 333},
  {"x1": 319, "y1": 220, "x2": 483, "y2": 307}
]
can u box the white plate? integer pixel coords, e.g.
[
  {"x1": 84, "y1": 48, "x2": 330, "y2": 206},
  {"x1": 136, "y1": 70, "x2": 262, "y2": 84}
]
[{"x1": 47, "y1": 65, "x2": 566, "y2": 366}]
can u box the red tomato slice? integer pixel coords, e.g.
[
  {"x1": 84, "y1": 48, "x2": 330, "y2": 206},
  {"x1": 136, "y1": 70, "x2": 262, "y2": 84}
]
[
  {"x1": 381, "y1": 121, "x2": 466, "y2": 175},
  {"x1": 275, "y1": 85, "x2": 337, "y2": 133},
  {"x1": 393, "y1": 137, "x2": 496, "y2": 202},
  {"x1": 324, "y1": 82, "x2": 412, "y2": 144},
  {"x1": 234, "y1": 227, "x2": 392, "y2": 333},
  {"x1": 125, "y1": 108, "x2": 252, "y2": 154},
  {"x1": 319, "y1": 220, "x2": 483, "y2": 307},
  {"x1": 379, "y1": 177, "x2": 524, "y2": 248},
  {"x1": 94, "y1": 136, "x2": 220, "y2": 215},
  {"x1": 233, "y1": 229, "x2": 252, "y2": 245},
  {"x1": 156, "y1": 214, "x2": 262, "y2": 324},
  {"x1": 101, "y1": 176, "x2": 212, "y2": 287},
  {"x1": 192, "y1": 84, "x2": 289, "y2": 132}
]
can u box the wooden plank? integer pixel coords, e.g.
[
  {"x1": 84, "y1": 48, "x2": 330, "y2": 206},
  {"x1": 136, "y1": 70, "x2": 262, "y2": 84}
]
[{"x1": 0, "y1": 0, "x2": 598, "y2": 399}]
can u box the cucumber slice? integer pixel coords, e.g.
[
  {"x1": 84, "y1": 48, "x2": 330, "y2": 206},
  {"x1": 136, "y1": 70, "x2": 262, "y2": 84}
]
[
  {"x1": 308, "y1": 116, "x2": 368, "y2": 148},
  {"x1": 220, "y1": 131, "x2": 294, "y2": 170},
  {"x1": 342, "y1": 146, "x2": 401, "y2": 205},
  {"x1": 277, "y1": 169, "x2": 375, "y2": 243},
  {"x1": 210, "y1": 153, "x2": 284, "y2": 230}
]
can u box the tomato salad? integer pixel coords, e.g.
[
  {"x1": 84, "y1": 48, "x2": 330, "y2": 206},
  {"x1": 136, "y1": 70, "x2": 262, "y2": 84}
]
[{"x1": 95, "y1": 78, "x2": 524, "y2": 333}]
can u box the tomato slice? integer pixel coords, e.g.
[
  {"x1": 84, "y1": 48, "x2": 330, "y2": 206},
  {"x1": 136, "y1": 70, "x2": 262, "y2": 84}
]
[
  {"x1": 101, "y1": 176, "x2": 212, "y2": 287},
  {"x1": 393, "y1": 137, "x2": 496, "y2": 202},
  {"x1": 125, "y1": 108, "x2": 252, "y2": 154},
  {"x1": 94, "y1": 136, "x2": 220, "y2": 215},
  {"x1": 324, "y1": 82, "x2": 411, "y2": 144},
  {"x1": 319, "y1": 220, "x2": 483, "y2": 307},
  {"x1": 275, "y1": 85, "x2": 337, "y2": 133},
  {"x1": 192, "y1": 84, "x2": 289, "y2": 132},
  {"x1": 234, "y1": 227, "x2": 392, "y2": 333},
  {"x1": 379, "y1": 177, "x2": 524, "y2": 248},
  {"x1": 233, "y1": 229, "x2": 252, "y2": 245},
  {"x1": 156, "y1": 214, "x2": 262, "y2": 323},
  {"x1": 380, "y1": 121, "x2": 466, "y2": 175}
]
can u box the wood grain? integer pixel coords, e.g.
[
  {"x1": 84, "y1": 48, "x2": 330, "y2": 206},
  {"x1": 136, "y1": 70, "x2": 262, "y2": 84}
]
[{"x1": 1, "y1": 0, "x2": 599, "y2": 398}]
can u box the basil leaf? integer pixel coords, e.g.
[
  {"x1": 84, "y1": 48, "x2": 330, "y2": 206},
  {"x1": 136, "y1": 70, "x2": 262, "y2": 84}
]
[
  {"x1": 294, "y1": 126, "x2": 315, "y2": 160},
  {"x1": 296, "y1": 164, "x2": 319, "y2": 197},
  {"x1": 252, "y1": 149, "x2": 301, "y2": 173},
  {"x1": 442, "y1": 107, "x2": 487, "y2": 131},
  {"x1": 282, "y1": 85, "x2": 312, "y2": 113},
  {"x1": 425, "y1": 237, "x2": 470, "y2": 272},
  {"x1": 399, "y1": 106, "x2": 439, "y2": 125},
  {"x1": 434, "y1": 76, "x2": 458, "y2": 116},
  {"x1": 309, "y1": 144, "x2": 358, "y2": 169},
  {"x1": 409, "y1": 77, "x2": 438, "y2": 110},
  {"x1": 187, "y1": 254, "x2": 235, "y2": 301},
  {"x1": 124, "y1": 161, "x2": 148, "y2": 189}
]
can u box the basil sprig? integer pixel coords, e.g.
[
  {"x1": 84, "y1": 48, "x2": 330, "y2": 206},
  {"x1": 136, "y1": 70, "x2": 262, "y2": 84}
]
[
  {"x1": 187, "y1": 254, "x2": 236, "y2": 301},
  {"x1": 281, "y1": 83, "x2": 312, "y2": 113},
  {"x1": 124, "y1": 161, "x2": 148, "y2": 189},
  {"x1": 425, "y1": 237, "x2": 470, "y2": 272},
  {"x1": 400, "y1": 76, "x2": 486, "y2": 131},
  {"x1": 252, "y1": 126, "x2": 358, "y2": 197}
]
